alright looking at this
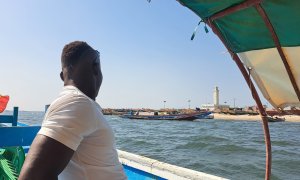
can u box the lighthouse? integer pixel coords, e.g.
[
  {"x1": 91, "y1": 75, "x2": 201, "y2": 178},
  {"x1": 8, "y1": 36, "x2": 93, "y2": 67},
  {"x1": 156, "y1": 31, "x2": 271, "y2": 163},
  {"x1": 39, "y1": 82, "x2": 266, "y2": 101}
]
[
  {"x1": 213, "y1": 86, "x2": 219, "y2": 106},
  {"x1": 201, "y1": 86, "x2": 229, "y2": 111}
]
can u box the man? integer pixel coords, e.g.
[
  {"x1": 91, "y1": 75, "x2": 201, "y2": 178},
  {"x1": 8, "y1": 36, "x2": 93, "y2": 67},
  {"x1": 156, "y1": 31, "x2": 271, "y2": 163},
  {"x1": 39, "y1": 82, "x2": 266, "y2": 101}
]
[{"x1": 19, "y1": 41, "x2": 127, "y2": 180}]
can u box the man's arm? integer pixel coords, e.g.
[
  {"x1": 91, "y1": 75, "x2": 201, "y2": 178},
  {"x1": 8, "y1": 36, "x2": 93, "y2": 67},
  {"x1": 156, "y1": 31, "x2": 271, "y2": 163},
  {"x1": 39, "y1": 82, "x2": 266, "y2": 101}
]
[{"x1": 19, "y1": 134, "x2": 74, "y2": 180}]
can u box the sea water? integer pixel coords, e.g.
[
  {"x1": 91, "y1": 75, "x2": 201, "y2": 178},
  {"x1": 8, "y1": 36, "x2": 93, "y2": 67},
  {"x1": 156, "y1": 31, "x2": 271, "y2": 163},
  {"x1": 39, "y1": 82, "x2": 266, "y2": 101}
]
[{"x1": 7, "y1": 111, "x2": 300, "y2": 180}]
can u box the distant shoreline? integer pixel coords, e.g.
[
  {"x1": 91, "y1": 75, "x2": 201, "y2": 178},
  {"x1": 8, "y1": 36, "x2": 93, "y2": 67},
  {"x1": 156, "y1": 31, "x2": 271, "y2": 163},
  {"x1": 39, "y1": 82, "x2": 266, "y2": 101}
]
[{"x1": 213, "y1": 113, "x2": 300, "y2": 122}]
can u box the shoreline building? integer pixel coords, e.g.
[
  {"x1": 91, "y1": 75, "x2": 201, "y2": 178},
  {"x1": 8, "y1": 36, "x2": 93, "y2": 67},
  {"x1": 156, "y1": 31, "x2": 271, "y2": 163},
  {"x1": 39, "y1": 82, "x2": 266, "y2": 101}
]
[{"x1": 201, "y1": 86, "x2": 230, "y2": 112}]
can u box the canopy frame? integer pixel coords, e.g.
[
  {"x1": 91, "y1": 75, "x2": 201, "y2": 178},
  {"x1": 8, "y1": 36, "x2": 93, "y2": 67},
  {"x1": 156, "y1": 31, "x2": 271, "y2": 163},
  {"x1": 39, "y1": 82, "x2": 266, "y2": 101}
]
[
  {"x1": 175, "y1": 0, "x2": 298, "y2": 179},
  {"x1": 206, "y1": 17, "x2": 272, "y2": 180}
]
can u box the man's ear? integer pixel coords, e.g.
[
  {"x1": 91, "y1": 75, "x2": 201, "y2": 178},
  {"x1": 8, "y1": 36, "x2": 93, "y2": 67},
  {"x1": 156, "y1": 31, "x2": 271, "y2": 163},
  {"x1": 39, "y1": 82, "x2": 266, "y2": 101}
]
[{"x1": 60, "y1": 71, "x2": 64, "y2": 81}]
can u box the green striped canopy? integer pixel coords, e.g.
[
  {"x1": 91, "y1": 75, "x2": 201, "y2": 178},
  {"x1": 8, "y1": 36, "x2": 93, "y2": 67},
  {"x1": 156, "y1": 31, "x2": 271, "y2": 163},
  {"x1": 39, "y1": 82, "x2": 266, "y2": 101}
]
[{"x1": 178, "y1": 0, "x2": 300, "y2": 110}]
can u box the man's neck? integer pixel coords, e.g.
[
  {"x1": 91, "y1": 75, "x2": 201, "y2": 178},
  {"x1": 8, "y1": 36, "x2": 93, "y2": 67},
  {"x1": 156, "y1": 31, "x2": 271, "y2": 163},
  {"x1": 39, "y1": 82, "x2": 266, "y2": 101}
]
[{"x1": 64, "y1": 80, "x2": 95, "y2": 100}]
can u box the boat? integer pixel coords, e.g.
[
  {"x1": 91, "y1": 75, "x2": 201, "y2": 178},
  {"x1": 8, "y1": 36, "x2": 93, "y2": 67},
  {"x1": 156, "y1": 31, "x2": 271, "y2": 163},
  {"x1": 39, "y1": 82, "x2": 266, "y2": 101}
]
[
  {"x1": 1, "y1": 1, "x2": 300, "y2": 179},
  {"x1": 121, "y1": 111, "x2": 212, "y2": 121},
  {"x1": 195, "y1": 112, "x2": 213, "y2": 119},
  {"x1": 121, "y1": 113, "x2": 196, "y2": 121},
  {"x1": 198, "y1": 113, "x2": 214, "y2": 119},
  {"x1": 267, "y1": 116, "x2": 285, "y2": 122}
]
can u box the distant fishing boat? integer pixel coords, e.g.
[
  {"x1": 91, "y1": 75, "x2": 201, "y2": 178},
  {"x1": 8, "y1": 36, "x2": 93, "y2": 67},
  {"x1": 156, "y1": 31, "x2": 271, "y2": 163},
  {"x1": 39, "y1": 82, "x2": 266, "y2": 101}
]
[
  {"x1": 267, "y1": 116, "x2": 285, "y2": 122},
  {"x1": 120, "y1": 111, "x2": 211, "y2": 121},
  {"x1": 197, "y1": 113, "x2": 214, "y2": 119}
]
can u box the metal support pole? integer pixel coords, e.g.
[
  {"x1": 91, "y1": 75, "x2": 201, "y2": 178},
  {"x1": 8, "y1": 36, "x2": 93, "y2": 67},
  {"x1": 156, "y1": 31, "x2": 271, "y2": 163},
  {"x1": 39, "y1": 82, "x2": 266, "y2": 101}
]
[
  {"x1": 207, "y1": 19, "x2": 272, "y2": 180},
  {"x1": 12, "y1": 107, "x2": 18, "y2": 126},
  {"x1": 232, "y1": 54, "x2": 272, "y2": 180},
  {"x1": 177, "y1": 1, "x2": 273, "y2": 178}
]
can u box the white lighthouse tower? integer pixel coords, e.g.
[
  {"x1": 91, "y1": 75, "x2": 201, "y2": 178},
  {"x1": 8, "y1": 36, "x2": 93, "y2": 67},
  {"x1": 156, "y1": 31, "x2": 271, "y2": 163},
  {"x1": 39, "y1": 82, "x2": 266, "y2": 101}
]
[
  {"x1": 201, "y1": 86, "x2": 229, "y2": 111},
  {"x1": 213, "y1": 86, "x2": 219, "y2": 107}
]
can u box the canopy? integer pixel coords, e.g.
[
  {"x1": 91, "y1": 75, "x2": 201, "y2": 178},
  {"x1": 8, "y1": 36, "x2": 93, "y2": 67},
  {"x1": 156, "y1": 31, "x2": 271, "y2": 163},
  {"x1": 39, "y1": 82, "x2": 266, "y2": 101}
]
[{"x1": 178, "y1": 0, "x2": 300, "y2": 110}]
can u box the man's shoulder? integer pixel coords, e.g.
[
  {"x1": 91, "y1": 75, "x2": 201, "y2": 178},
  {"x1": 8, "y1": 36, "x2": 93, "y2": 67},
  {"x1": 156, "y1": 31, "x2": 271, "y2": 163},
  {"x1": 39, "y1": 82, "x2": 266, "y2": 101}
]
[{"x1": 48, "y1": 88, "x2": 94, "y2": 113}]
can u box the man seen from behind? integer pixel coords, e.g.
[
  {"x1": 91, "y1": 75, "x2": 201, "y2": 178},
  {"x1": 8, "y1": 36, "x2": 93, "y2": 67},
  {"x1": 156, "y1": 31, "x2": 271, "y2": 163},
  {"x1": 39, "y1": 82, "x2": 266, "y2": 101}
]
[{"x1": 19, "y1": 41, "x2": 127, "y2": 180}]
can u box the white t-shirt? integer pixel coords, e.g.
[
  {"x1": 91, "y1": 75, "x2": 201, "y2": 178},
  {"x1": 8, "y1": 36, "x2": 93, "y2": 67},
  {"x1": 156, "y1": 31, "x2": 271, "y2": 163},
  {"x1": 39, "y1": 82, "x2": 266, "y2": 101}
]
[{"x1": 38, "y1": 86, "x2": 127, "y2": 180}]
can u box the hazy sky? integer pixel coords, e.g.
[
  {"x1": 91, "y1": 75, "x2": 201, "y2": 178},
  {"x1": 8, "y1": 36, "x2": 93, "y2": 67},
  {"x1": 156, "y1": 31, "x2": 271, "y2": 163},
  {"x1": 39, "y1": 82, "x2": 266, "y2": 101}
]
[{"x1": 0, "y1": 0, "x2": 266, "y2": 111}]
